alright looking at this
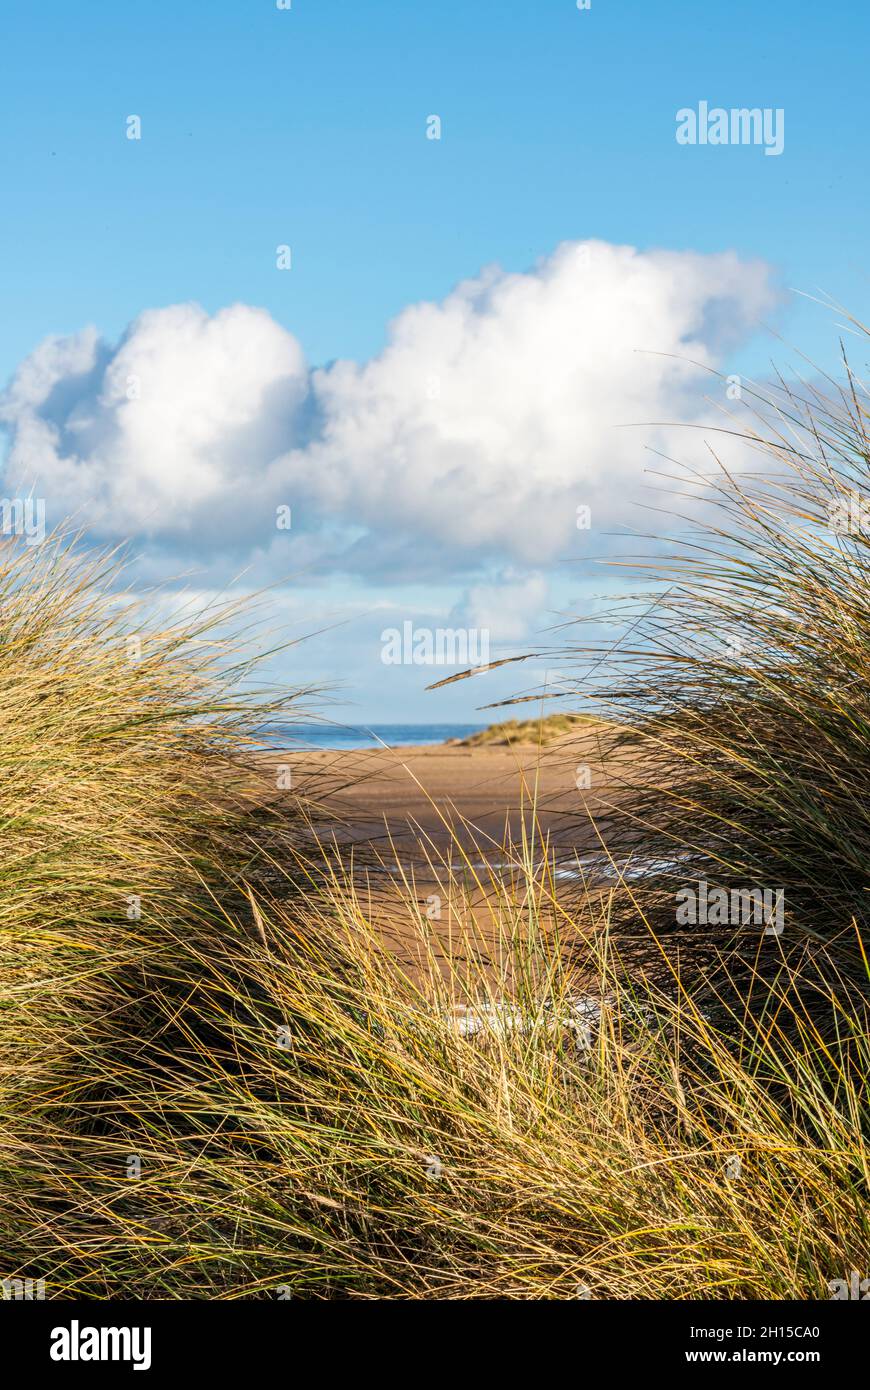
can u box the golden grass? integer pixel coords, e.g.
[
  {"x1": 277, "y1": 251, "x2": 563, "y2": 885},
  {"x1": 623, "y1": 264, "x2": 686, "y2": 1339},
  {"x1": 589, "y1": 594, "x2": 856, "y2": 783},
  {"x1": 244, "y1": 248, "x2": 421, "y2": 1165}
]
[
  {"x1": 2, "y1": 334, "x2": 870, "y2": 1301},
  {"x1": 2, "y1": 828, "x2": 867, "y2": 1300}
]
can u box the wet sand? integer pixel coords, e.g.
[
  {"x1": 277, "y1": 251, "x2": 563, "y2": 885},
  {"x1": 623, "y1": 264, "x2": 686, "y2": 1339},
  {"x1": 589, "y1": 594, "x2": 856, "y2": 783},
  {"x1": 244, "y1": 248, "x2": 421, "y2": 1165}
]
[
  {"x1": 283, "y1": 729, "x2": 619, "y2": 857},
  {"x1": 265, "y1": 729, "x2": 622, "y2": 970}
]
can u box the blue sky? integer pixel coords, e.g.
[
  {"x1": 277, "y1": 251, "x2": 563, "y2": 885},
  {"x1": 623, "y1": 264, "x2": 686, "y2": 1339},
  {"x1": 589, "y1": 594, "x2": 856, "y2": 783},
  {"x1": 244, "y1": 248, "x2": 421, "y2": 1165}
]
[{"x1": 1, "y1": 0, "x2": 866, "y2": 722}]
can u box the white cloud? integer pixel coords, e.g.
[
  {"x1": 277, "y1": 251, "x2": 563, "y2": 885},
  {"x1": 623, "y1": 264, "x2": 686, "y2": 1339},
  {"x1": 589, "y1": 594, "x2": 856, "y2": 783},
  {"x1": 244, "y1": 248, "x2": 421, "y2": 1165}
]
[
  {"x1": 0, "y1": 240, "x2": 778, "y2": 578},
  {"x1": 0, "y1": 303, "x2": 308, "y2": 542},
  {"x1": 456, "y1": 572, "x2": 550, "y2": 643}
]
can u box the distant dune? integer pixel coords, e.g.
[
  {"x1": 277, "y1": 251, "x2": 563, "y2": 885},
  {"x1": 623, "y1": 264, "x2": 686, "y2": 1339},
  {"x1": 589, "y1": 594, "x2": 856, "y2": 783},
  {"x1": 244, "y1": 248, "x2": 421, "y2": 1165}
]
[{"x1": 449, "y1": 712, "x2": 603, "y2": 748}]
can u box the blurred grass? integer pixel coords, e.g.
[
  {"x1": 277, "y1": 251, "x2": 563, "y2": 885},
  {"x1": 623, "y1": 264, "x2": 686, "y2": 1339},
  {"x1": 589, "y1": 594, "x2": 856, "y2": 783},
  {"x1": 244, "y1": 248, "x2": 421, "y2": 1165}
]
[{"x1": 455, "y1": 713, "x2": 602, "y2": 747}]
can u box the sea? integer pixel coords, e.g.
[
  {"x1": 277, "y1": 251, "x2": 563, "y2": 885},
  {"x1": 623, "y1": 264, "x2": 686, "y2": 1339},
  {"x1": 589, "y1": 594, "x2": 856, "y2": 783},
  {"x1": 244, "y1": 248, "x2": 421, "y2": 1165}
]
[{"x1": 269, "y1": 722, "x2": 486, "y2": 751}]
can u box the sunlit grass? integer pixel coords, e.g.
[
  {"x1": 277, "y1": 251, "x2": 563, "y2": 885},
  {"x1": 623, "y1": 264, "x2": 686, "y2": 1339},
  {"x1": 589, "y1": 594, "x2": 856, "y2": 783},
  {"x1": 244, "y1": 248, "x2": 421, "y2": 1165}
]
[
  {"x1": 2, "y1": 815, "x2": 868, "y2": 1299},
  {"x1": 558, "y1": 342, "x2": 870, "y2": 958},
  {"x1": 2, "y1": 348, "x2": 870, "y2": 1304}
]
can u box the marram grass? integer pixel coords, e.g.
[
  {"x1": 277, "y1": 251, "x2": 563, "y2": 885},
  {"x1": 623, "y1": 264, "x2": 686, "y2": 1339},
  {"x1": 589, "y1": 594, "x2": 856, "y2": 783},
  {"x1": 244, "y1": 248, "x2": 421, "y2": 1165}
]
[
  {"x1": 2, "y1": 848, "x2": 868, "y2": 1300},
  {"x1": 1, "y1": 362, "x2": 870, "y2": 1304},
  {"x1": 560, "y1": 339, "x2": 870, "y2": 957}
]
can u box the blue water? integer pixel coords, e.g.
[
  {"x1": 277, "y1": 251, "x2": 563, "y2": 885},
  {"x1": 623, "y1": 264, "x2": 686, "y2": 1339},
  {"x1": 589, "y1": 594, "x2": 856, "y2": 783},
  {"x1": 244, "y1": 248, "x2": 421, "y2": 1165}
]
[{"x1": 268, "y1": 723, "x2": 486, "y2": 751}]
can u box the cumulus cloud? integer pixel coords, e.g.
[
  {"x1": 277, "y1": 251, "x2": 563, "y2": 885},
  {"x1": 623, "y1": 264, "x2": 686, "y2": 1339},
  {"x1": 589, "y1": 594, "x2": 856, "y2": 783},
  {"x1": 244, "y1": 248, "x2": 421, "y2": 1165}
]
[
  {"x1": 0, "y1": 240, "x2": 778, "y2": 580},
  {"x1": 0, "y1": 303, "x2": 308, "y2": 545}
]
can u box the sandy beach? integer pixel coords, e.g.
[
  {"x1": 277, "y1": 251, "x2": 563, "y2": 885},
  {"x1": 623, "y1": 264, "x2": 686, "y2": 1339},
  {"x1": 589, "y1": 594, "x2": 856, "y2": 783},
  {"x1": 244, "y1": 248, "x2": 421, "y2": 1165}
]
[
  {"x1": 267, "y1": 727, "x2": 621, "y2": 968},
  {"x1": 282, "y1": 726, "x2": 620, "y2": 855}
]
